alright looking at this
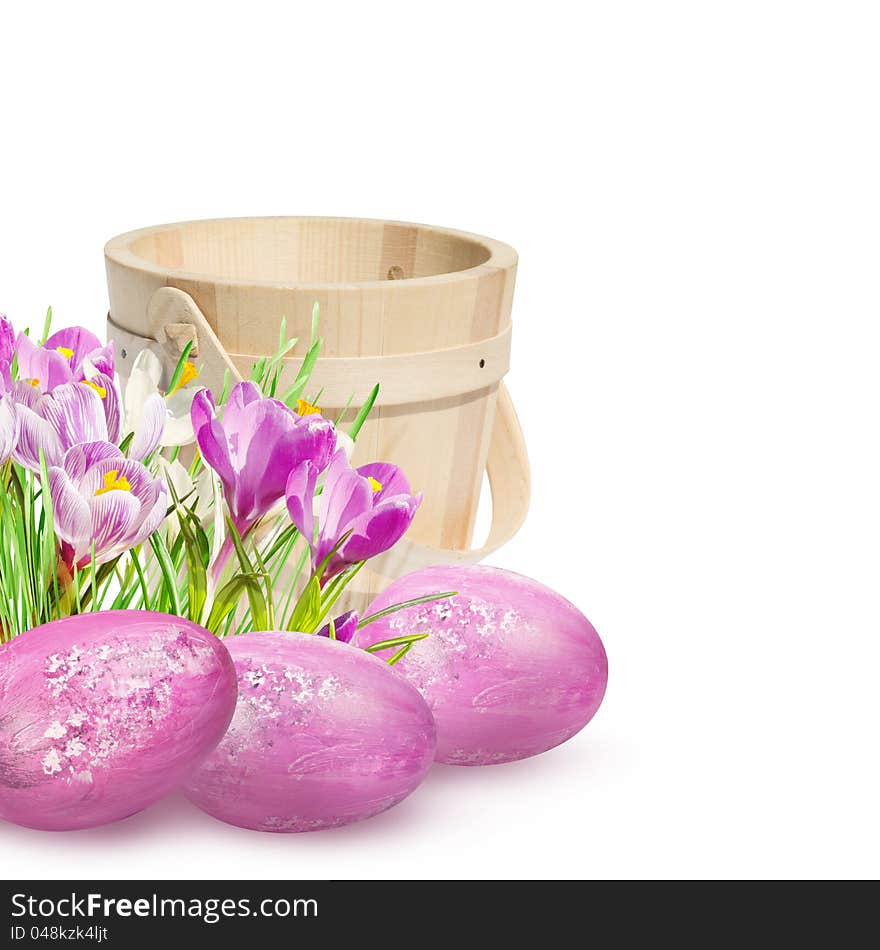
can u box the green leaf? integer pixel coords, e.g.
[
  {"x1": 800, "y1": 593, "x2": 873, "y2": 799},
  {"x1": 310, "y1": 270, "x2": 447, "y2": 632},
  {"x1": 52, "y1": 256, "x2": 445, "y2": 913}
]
[
  {"x1": 311, "y1": 301, "x2": 320, "y2": 344},
  {"x1": 333, "y1": 392, "x2": 355, "y2": 427},
  {"x1": 251, "y1": 541, "x2": 274, "y2": 630},
  {"x1": 166, "y1": 340, "x2": 195, "y2": 394},
  {"x1": 109, "y1": 560, "x2": 137, "y2": 610},
  {"x1": 261, "y1": 522, "x2": 299, "y2": 563},
  {"x1": 177, "y1": 513, "x2": 207, "y2": 624},
  {"x1": 312, "y1": 560, "x2": 365, "y2": 628},
  {"x1": 349, "y1": 383, "x2": 379, "y2": 440},
  {"x1": 250, "y1": 355, "x2": 268, "y2": 383},
  {"x1": 118, "y1": 431, "x2": 135, "y2": 456},
  {"x1": 314, "y1": 528, "x2": 352, "y2": 581},
  {"x1": 364, "y1": 632, "x2": 430, "y2": 653},
  {"x1": 287, "y1": 575, "x2": 321, "y2": 632},
  {"x1": 149, "y1": 534, "x2": 181, "y2": 616},
  {"x1": 38, "y1": 449, "x2": 61, "y2": 623},
  {"x1": 226, "y1": 516, "x2": 254, "y2": 574},
  {"x1": 278, "y1": 315, "x2": 287, "y2": 351},
  {"x1": 219, "y1": 368, "x2": 232, "y2": 404},
  {"x1": 206, "y1": 574, "x2": 266, "y2": 635},
  {"x1": 225, "y1": 517, "x2": 268, "y2": 630},
  {"x1": 282, "y1": 337, "x2": 322, "y2": 408},
  {"x1": 279, "y1": 546, "x2": 310, "y2": 629},
  {"x1": 358, "y1": 591, "x2": 457, "y2": 628},
  {"x1": 387, "y1": 642, "x2": 415, "y2": 666},
  {"x1": 181, "y1": 501, "x2": 210, "y2": 567},
  {"x1": 39, "y1": 306, "x2": 53, "y2": 345}
]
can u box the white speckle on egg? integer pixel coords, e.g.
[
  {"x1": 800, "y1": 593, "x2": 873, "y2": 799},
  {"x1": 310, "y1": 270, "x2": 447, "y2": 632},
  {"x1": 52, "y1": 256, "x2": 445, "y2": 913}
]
[{"x1": 63, "y1": 737, "x2": 86, "y2": 759}]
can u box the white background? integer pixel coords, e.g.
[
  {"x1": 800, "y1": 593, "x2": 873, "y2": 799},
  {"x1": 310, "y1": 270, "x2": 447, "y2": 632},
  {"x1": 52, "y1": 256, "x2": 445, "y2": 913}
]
[{"x1": 1, "y1": 1, "x2": 878, "y2": 880}]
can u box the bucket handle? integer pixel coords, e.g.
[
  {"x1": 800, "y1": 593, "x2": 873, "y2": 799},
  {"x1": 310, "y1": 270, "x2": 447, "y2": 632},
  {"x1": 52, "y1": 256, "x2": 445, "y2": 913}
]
[
  {"x1": 107, "y1": 286, "x2": 530, "y2": 568},
  {"x1": 366, "y1": 380, "x2": 530, "y2": 578}
]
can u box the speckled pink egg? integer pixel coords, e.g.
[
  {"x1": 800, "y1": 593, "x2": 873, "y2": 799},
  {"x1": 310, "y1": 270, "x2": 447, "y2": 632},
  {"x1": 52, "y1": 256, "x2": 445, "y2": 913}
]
[
  {"x1": 183, "y1": 631, "x2": 436, "y2": 833},
  {"x1": 0, "y1": 611, "x2": 237, "y2": 831},
  {"x1": 351, "y1": 565, "x2": 608, "y2": 765}
]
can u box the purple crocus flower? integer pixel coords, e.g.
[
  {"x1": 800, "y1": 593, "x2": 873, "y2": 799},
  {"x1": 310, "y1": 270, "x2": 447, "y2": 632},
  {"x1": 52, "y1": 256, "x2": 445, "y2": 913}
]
[
  {"x1": 0, "y1": 393, "x2": 19, "y2": 463},
  {"x1": 11, "y1": 376, "x2": 124, "y2": 471},
  {"x1": 15, "y1": 327, "x2": 114, "y2": 393},
  {"x1": 315, "y1": 611, "x2": 359, "y2": 643},
  {"x1": 286, "y1": 449, "x2": 422, "y2": 583},
  {"x1": 0, "y1": 315, "x2": 15, "y2": 393},
  {"x1": 48, "y1": 441, "x2": 168, "y2": 569},
  {"x1": 191, "y1": 381, "x2": 337, "y2": 537}
]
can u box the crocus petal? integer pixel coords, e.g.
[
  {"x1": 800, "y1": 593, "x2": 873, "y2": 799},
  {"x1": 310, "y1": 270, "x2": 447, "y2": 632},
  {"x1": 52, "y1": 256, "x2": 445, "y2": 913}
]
[
  {"x1": 0, "y1": 394, "x2": 19, "y2": 463},
  {"x1": 15, "y1": 333, "x2": 72, "y2": 392},
  {"x1": 129, "y1": 392, "x2": 166, "y2": 461},
  {"x1": 162, "y1": 387, "x2": 197, "y2": 445},
  {"x1": 39, "y1": 382, "x2": 108, "y2": 447},
  {"x1": 285, "y1": 461, "x2": 318, "y2": 547},
  {"x1": 242, "y1": 405, "x2": 336, "y2": 524},
  {"x1": 338, "y1": 493, "x2": 422, "y2": 565},
  {"x1": 48, "y1": 466, "x2": 92, "y2": 558},
  {"x1": 79, "y1": 457, "x2": 151, "y2": 504},
  {"x1": 0, "y1": 315, "x2": 15, "y2": 367},
  {"x1": 192, "y1": 389, "x2": 236, "y2": 496},
  {"x1": 316, "y1": 611, "x2": 359, "y2": 643},
  {"x1": 12, "y1": 404, "x2": 63, "y2": 470},
  {"x1": 221, "y1": 381, "x2": 264, "y2": 448},
  {"x1": 189, "y1": 386, "x2": 215, "y2": 432},
  {"x1": 318, "y1": 452, "x2": 374, "y2": 546},
  {"x1": 114, "y1": 458, "x2": 163, "y2": 509},
  {"x1": 45, "y1": 327, "x2": 104, "y2": 367},
  {"x1": 158, "y1": 456, "x2": 194, "y2": 502},
  {"x1": 88, "y1": 490, "x2": 143, "y2": 562},
  {"x1": 62, "y1": 441, "x2": 124, "y2": 481},
  {"x1": 44, "y1": 327, "x2": 115, "y2": 382},
  {"x1": 135, "y1": 481, "x2": 170, "y2": 548},
  {"x1": 9, "y1": 380, "x2": 41, "y2": 411},
  {"x1": 356, "y1": 461, "x2": 412, "y2": 502},
  {"x1": 0, "y1": 316, "x2": 14, "y2": 390},
  {"x1": 82, "y1": 342, "x2": 115, "y2": 380},
  {"x1": 123, "y1": 349, "x2": 162, "y2": 435},
  {"x1": 89, "y1": 372, "x2": 122, "y2": 443}
]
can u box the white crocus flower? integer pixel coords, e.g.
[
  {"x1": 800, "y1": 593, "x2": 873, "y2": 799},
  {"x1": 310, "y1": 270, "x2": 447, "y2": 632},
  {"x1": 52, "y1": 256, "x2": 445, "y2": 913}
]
[{"x1": 124, "y1": 349, "x2": 199, "y2": 446}]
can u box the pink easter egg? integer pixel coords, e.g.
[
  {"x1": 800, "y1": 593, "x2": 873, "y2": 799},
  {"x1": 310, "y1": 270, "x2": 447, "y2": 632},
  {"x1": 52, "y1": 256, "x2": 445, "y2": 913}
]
[
  {"x1": 351, "y1": 565, "x2": 608, "y2": 765},
  {"x1": 0, "y1": 610, "x2": 237, "y2": 831},
  {"x1": 183, "y1": 631, "x2": 436, "y2": 832}
]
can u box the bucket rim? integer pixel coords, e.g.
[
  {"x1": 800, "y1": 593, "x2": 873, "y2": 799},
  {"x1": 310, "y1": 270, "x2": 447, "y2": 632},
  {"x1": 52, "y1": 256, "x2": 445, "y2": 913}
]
[{"x1": 105, "y1": 215, "x2": 518, "y2": 290}]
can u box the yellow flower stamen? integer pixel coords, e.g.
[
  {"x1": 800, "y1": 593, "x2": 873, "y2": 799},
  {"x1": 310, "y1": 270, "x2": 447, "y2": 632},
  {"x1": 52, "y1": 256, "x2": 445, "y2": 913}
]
[
  {"x1": 56, "y1": 346, "x2": 75, "y2": 360},
  {"x1": 296, "y1": 398, "x2": 322, "y2": 416},
  {"x1": 169, "y1": 361, "x2": 198, "y2": 395},
  {"x1": 94, "y1": 470, "x2": 132, "y2": 497},
  {"x1": 80, "y1": 379, "x2": 107, "y2": 399},
  {"x1": 367, "y1": 476, "x2": 383, "y2": 493},
  {"x1": 27, "y1": 378, "x2": 40, "y2": 388}
]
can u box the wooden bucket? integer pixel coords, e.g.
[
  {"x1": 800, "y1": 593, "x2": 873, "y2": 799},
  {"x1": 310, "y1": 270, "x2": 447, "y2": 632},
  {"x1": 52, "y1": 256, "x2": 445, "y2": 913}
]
[{"x1": 104, "y1": 216, "x2": 529, "y2": 609}]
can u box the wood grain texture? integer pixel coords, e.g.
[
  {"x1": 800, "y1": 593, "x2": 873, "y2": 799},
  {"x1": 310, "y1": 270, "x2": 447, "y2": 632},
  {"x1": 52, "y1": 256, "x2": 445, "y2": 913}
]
[{"x1": 105, "y1": 216, "x2": 529, "y2": 605}]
